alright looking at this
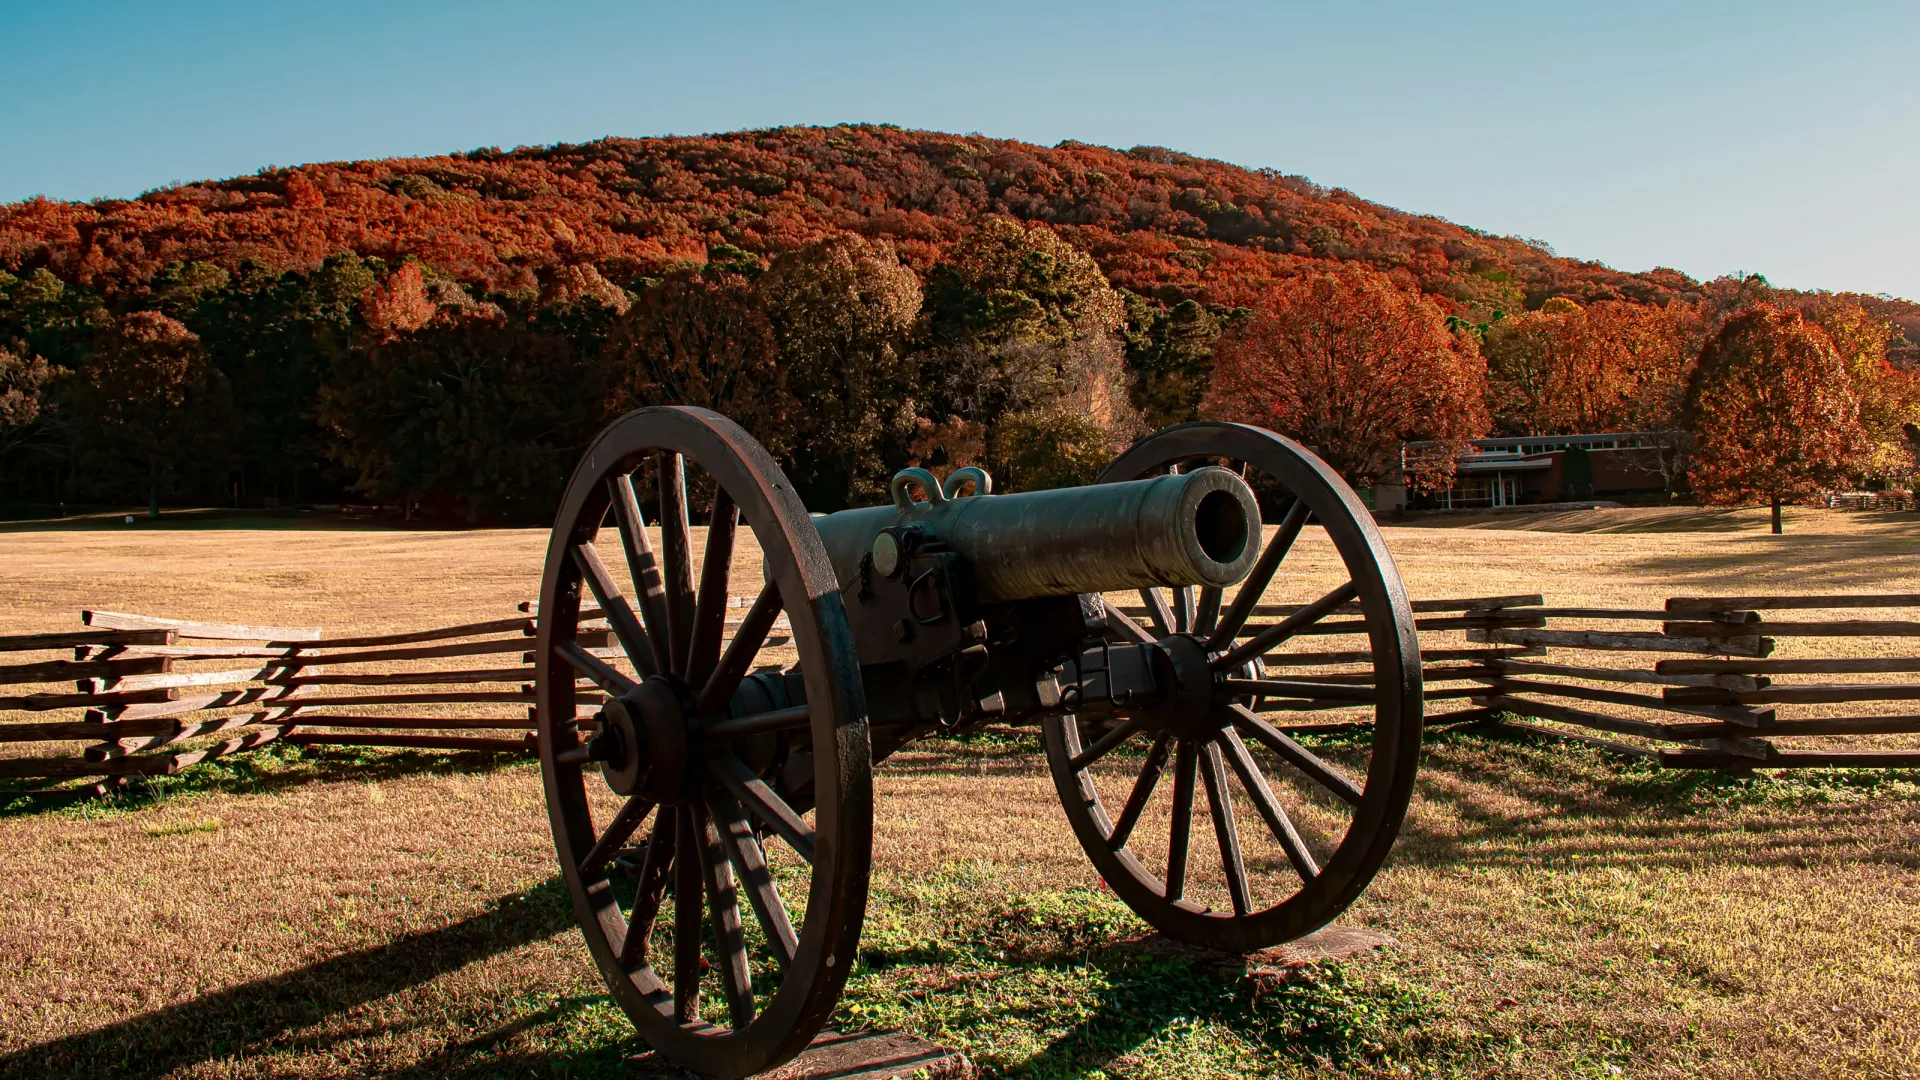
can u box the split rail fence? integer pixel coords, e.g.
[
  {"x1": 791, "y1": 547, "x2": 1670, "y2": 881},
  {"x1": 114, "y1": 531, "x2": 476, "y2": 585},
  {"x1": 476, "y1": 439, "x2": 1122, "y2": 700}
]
[
  {"x1": 1118, "y1": 590, "x2": 1920, "y2": 771},
  {"x1": 7, "y1": 590, "x2": 1915, "y2": 798},
  {"x1": 1463, "y1": 594, "x2": 1920, "y2": 769},
  {"x1": 0, "y1": 608, "x2": 565, "y2": 797},
  {"x1": 1, "y1": 599, "x2": 794, "y2": 799}
]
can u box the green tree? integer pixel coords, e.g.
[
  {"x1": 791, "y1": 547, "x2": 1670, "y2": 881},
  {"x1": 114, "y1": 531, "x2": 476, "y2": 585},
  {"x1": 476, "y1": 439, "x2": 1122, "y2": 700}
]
[
  {"x1": 597, "y1": 270, "x2": 790, "y2": 451},
  {"x1": 1121, "y1": 293, "x2": 1222, "y2": 429},
  {"x1": 148, "y1": 260, "x2": 232, "y2": 321},
  {"x1": 318, "y1": 310, "x2": 593, "y2": 521},
  {"x1": 70, "y1": 311, "x2": 232, "y2": 516},
  {"x1": 919, "y1": 218, "x2": 1133, "y2": 434},
  {"x1": 987, "y1": 409, "x2": 1112, "y2": 491},
  {"x1": 192, "y1": 254, "x2": 379, "y2": 503},
  {"x1": 757, "y1": 234, "x2": 922, "y2": 508},
  {"x1": 0, "y1": 268, "x2": 108, "y2": 372}
]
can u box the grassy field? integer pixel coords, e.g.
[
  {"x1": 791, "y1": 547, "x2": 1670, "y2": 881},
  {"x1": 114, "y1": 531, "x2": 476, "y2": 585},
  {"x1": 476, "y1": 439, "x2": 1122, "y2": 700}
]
[{"x1": 1, "y1": 505, "x2": 1917, "y2": 1079}]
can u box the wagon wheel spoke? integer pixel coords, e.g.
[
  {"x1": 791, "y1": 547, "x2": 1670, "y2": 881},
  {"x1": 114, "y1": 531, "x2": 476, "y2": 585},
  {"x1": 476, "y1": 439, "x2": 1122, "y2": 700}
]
[
  {"x1": 621, "y1": 807, "x2": 678, "y2": 970},
  {"x1": 609, "y1": 473, "x2": 673, "y2": 659},
  {"x1": 1219, "y1": 727, "x2": 1321, "y2": 880},
  {"x1": 1165, "y1": 738, "x2": 1198, "y2": 901},
  {"x1": 708, "y1": 751, "x2": 816, "y2": 864},
  {"x1": 1138, "y1": 588, "x2": 1175, "y2": 638},
  {"x1": 687, "y1": 489, "x2": 738, "y2": 690},
  {"x1": 1171, "y1": 586, "x2": 1194, "y2": 635},
  {"x1": 1229, "y1": 704, "x2": 1364, "y2": 807},
  {"x1": 1221, "y1": 677, "x2": 1377, "y2": 704},
  {"x1": 1193, "y1": 586, "x2": 1223, "y2": 639},
  {"x1": 571, "y1": 541, "x2": 660, "y2": 679},
  {"x1": 1213, "y1": 580, "x2": 1358, "y2": 671},
  {"x1": 714, "y1": 789, "x2": 798, "y2": 971},
  {"x1": 672, "y1": 805, "x2": 704, "y2": 1023},
  {"x1": 557, "y1": 640, "x2": 638, "y2": 696},
  {"x1": 1108, "y1": 732, "x2": 1172, "y2": 850},
  {"x1": 658, "y1": 453, "x2": 696, "y2": 676},
  {"x1": 1206, "y1": 498, "x2": 1310, "y2": 651},
  {"x1": 692, "y1": 798, "x2": 755, "y2": 1027},
  {"x1": 1105, "y1": 603, "x2": 1153, "y2": 646},
  {"x1": 580, "y1": 796, "x2": 655, "y2": 879},
  {"x1": 1068, "y1": 717, "x2": 1138, "y2": 771},
  {"x1": 1198, "y1": 740, "x2": 1252, "y2": 916},
  {"x1": 697, "y1": 581, "x2": 783, "y2": 714}
]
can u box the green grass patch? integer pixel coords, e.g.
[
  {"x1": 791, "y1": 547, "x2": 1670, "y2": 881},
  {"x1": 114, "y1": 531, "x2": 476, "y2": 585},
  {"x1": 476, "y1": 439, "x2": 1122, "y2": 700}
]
[
  {"x1": 837, "y1": 867, "x2": 1466, "y2": 1078},
  {"x1": 1, "y1": 743, "x2": 532, "y2": 820}
]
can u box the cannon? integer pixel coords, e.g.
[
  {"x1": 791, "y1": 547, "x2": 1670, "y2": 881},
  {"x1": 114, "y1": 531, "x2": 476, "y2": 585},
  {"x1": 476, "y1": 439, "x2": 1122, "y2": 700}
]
[{"x1": 534, "y1": 407, "x2": 1422, "y2": 1078}]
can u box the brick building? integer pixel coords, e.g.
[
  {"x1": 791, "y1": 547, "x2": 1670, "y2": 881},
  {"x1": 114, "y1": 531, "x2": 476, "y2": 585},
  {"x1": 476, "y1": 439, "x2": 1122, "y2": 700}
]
[{"x1": 1369, "y1": 432, "x2": 1681, "y2": 511}]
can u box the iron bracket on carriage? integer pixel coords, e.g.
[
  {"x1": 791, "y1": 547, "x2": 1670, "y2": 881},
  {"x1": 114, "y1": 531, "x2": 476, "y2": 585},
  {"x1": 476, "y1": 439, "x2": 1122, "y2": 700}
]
[{"x1": 532, "y1": 407, "x2": 1424, "y2": 1079}]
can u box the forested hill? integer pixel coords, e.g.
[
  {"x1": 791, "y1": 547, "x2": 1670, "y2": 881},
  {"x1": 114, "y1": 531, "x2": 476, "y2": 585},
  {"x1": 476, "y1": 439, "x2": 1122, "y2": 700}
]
[
  {"x1": 2, "y1": 124, "x2": 1707, "y2": 317},
  {"x1": 2, "y1": 124, "x2": 1914, "y2": 522}
]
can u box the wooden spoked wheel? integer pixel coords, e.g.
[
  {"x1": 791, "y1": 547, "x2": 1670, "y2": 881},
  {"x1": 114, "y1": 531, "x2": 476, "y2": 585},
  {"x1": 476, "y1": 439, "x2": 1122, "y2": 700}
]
[
  {"x1": 1043, "y1": 421, "x2": 1422, "y2": 952},
  {"x1": 535, "y1": 406, "x2": 871, "y2": 1080}
]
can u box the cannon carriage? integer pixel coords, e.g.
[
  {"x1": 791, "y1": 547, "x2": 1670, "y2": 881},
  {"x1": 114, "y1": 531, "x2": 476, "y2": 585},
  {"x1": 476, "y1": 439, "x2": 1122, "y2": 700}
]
[{"x1": 534, "y1": 406, "x2": 1422, "y2": 1078}]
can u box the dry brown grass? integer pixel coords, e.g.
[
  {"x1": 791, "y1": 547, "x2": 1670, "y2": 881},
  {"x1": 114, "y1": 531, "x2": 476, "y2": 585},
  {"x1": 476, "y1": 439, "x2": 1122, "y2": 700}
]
[{"x1": 1, "y1": 505, "x2": 1917, "y2": 1078}]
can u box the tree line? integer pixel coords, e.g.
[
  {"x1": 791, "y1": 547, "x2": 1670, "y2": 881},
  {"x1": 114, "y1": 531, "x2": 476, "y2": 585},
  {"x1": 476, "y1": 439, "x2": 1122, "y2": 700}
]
[{"x1": 1, "y1": 218, "x2": 1915, "y2": 524}]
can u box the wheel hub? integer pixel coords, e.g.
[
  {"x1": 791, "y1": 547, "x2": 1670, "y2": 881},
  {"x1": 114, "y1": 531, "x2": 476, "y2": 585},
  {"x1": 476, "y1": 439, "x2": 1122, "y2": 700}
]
[
  {"x1": 1131, "y1": 633, "x2": 1224, "y2": 736},
  {"x1": 592, "y1": 676, "x2": 697, "y2": 802}
]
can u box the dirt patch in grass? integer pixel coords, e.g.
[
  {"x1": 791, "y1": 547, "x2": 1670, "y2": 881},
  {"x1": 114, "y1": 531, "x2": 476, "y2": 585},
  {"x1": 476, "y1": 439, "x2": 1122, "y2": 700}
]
[{"x1": 1, "y1": 507, "x2": 1917, "y2": 1078}]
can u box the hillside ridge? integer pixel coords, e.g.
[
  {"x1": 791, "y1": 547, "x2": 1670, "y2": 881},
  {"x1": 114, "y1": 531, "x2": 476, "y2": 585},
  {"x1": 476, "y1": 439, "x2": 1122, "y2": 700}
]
[{"x1": 9, "y1": 122, "x2": 1864, "y2": 323}]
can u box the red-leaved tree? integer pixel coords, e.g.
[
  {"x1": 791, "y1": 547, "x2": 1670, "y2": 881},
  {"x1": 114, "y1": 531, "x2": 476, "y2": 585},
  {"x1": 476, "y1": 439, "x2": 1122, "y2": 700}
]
[
  {"x1": 1202, "y1": 264, "x2": 1488, "y2": 490},
  {"x1": 1485, "y1": 297, "x2": 1700, "y2": 435},
  {"x1": 1685, "y1": 304, "x2": 1869, "y2": 533}
]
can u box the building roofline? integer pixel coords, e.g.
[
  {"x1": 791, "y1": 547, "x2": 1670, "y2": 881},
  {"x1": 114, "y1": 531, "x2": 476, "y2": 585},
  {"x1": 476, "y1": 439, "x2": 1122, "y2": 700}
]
[{"x1": 1403, "y1": 430, "x2": 1683, "y2": 451}]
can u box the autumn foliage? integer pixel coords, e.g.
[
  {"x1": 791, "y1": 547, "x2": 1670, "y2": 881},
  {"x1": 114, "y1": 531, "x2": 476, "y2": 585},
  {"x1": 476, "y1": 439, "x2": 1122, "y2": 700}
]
[
  {"x1": 1483, "y1": 298, "x2": 1701, "y2": 436},
  {"x1": 1203, "y1": 265, "x2": 1489, "y2": 490},
  {"x1": 1684, "y1": 304, "x2": 1870, "y2": 530},
  {"x1": 0, "y1": 124, "x2": 1914, "y2": 518}
]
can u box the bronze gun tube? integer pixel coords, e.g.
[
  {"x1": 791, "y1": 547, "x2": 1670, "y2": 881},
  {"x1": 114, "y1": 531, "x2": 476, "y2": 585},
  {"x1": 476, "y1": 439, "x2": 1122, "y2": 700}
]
[{"x1": 813, "y1": 465, "x2": 1262, "y2": 603}]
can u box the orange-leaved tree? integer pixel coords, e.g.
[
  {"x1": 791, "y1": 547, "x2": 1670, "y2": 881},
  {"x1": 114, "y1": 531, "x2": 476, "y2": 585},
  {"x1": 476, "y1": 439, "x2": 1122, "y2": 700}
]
[
  {"x1": 1484, "y1": 296, "x2": 1700, "y2": 435},
  {"x1": 1807, "y1": 299, "x2": 1920, "y2": 487},
  {"x1": 1202, "y1": 264, "x2": 1488, "y2": 491},
  {"x1": 1685, "y1": 304, "x2": 1870, "y2": 533}
]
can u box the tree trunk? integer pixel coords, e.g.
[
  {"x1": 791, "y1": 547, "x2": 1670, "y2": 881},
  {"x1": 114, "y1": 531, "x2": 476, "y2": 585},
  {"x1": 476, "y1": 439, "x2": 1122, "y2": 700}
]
[
  {"x1": 148, "y1": 483, "x2": 159, "y2": 519},
  {"x1": 1771, "y1": 496, "x2": 1783, "y2": 535}
]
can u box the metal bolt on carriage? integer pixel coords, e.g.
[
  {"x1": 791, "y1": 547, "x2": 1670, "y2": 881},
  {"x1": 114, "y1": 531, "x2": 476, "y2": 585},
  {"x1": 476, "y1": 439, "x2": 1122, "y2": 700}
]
[{"x1": 534, "y1": 406, "x2": 1423, "y2": 1078}]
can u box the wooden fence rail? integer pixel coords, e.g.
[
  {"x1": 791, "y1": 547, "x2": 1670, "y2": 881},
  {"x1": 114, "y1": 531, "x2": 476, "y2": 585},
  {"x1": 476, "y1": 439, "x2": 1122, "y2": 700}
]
[
  {"x1": 4, "y1": 597, "x2": 786, "y2": 796},
  {"x1": 2, "y1": 608, "x2": 549, "y2": 795},
  {"x1": 1461, "y1": 594, "x2": 1920, "y2": 768},
  {"x1": 11, "y1": 588, "x2": 1918, "y2": 796}
]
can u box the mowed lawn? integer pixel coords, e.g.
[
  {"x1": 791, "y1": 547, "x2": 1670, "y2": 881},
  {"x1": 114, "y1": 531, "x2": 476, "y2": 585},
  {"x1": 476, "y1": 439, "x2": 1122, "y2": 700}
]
[{"x1": 1, "y1": 506, "x2": 1917, "y2": 1079}]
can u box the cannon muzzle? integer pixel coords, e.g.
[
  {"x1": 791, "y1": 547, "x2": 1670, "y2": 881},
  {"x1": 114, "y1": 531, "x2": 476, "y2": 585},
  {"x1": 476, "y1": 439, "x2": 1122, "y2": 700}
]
[{"x1": 814, "y1": 465, "x2": 1261, "y2": 603}]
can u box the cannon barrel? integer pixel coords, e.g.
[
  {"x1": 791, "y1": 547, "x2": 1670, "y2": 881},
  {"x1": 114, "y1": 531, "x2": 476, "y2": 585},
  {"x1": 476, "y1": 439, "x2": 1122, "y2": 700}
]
[{"x1": 813, "y1": 465, "x2": 1261, "y2": 603}]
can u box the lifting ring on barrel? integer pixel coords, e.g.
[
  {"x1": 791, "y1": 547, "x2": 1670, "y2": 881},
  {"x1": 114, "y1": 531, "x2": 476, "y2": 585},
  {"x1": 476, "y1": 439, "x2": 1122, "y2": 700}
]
[{"x1": 1042, "y1": 421, "x2": 1425, "y2": 952}]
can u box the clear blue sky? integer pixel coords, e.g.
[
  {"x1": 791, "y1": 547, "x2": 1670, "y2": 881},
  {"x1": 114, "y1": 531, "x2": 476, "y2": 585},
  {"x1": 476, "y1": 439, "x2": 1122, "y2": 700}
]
[{"x1": 4, "y1": 1, "x2": 1917, "y2": 300}]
